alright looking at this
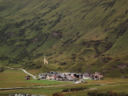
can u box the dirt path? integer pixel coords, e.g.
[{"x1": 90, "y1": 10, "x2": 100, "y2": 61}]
[
  {"x1": 7, "y1": 67, "x2": 37, "y2": 80},
  {"x1": 20, "y1": 69, "x2": 37, "y2": 80}
]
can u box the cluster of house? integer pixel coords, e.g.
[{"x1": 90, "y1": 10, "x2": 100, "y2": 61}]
[{"x1": 38, "y1": 72, "x2": 104, "y2": 81}]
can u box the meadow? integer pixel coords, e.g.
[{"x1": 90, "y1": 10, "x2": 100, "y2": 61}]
[
  {"x1": 0, "y1": 69, "x2": 128, "y2": 96},
  {"x1": 0, "y1": 69, "x2": 72, "y2": 88}
]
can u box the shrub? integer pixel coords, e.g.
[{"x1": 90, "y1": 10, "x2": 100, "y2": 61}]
[
  {"x1": 62, "y1": 87, "x2": 87, "y2": 92},
  {"x1": 88, "y1": 91, "x2": 128, "y2": 96},
  {"x1": 53, "y1": 93, "x2": 64, "y2": 96}
]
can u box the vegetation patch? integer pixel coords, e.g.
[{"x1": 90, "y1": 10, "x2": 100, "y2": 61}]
[
  {"x1": 28, "y1": 80, "x2": 71, "y2": 85},
  {"x1": 88, "y1": 91, "x2": 128, "y2": 96},
  {"x1": 62, "y1": 87, "x2": 87, "y2": 92}
]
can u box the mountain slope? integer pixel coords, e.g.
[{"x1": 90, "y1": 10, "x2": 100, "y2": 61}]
[{"x1": 0, "y1": 0, "x2": 128, "y2": 77}]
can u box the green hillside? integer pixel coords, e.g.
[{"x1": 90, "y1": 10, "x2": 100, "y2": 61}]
[{"x1": 0, "y1": 0, "x2": 128, "y2": 77}]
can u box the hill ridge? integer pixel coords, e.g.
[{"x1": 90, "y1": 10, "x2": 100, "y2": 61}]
[{"x1": 0, "y1": 0, "x2": 128, "y2": 77}]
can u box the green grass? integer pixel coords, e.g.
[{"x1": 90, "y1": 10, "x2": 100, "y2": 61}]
[
  {"x1": 0, "y1": 69, "x2": 127, "y2": 96},
  {"x1": 0, "y1": 69, "x2": 37, "y2": 88},
  {"x1": 28, "y1": 80, "x2": 72, "y2": 85},
  {"x1": 0, "y1": 69, "x2": 71, "y2": 88},
  {"x1": 0, "y1": 77, "x2": 128, "y2": 96}
]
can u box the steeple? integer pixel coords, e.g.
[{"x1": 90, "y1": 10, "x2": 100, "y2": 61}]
[{"x1": 44, "y1": 56, "x2": 48, "y2": 64}]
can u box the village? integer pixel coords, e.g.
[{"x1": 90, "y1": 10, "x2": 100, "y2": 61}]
[
  {"x1": 25, "y1": 57, "x2": 104, "y2": 83},
  {"x1": 36, "y1": 71, "x2": 104, "y2": 83},
  {"x1": 37, "y1": 57, "x2": 103, "y2": 83}
]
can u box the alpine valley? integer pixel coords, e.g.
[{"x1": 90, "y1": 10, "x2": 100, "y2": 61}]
[{"x1": 0, "y1": 0, "x2": 128, "y2": 77}]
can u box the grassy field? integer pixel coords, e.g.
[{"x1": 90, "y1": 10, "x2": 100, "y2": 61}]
[
  {"x1": 0, "y1": 78, "x2": 128, "y2": 96},
  {"x1": 29, "y1": 80, "x2": 72, "y2": 85},
  {"x1": 0, "y1": 69, "x2": 128, "y2": 96},
  {"x1": 0, "y1": 69, "x2": 71, "y2": 88}
]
